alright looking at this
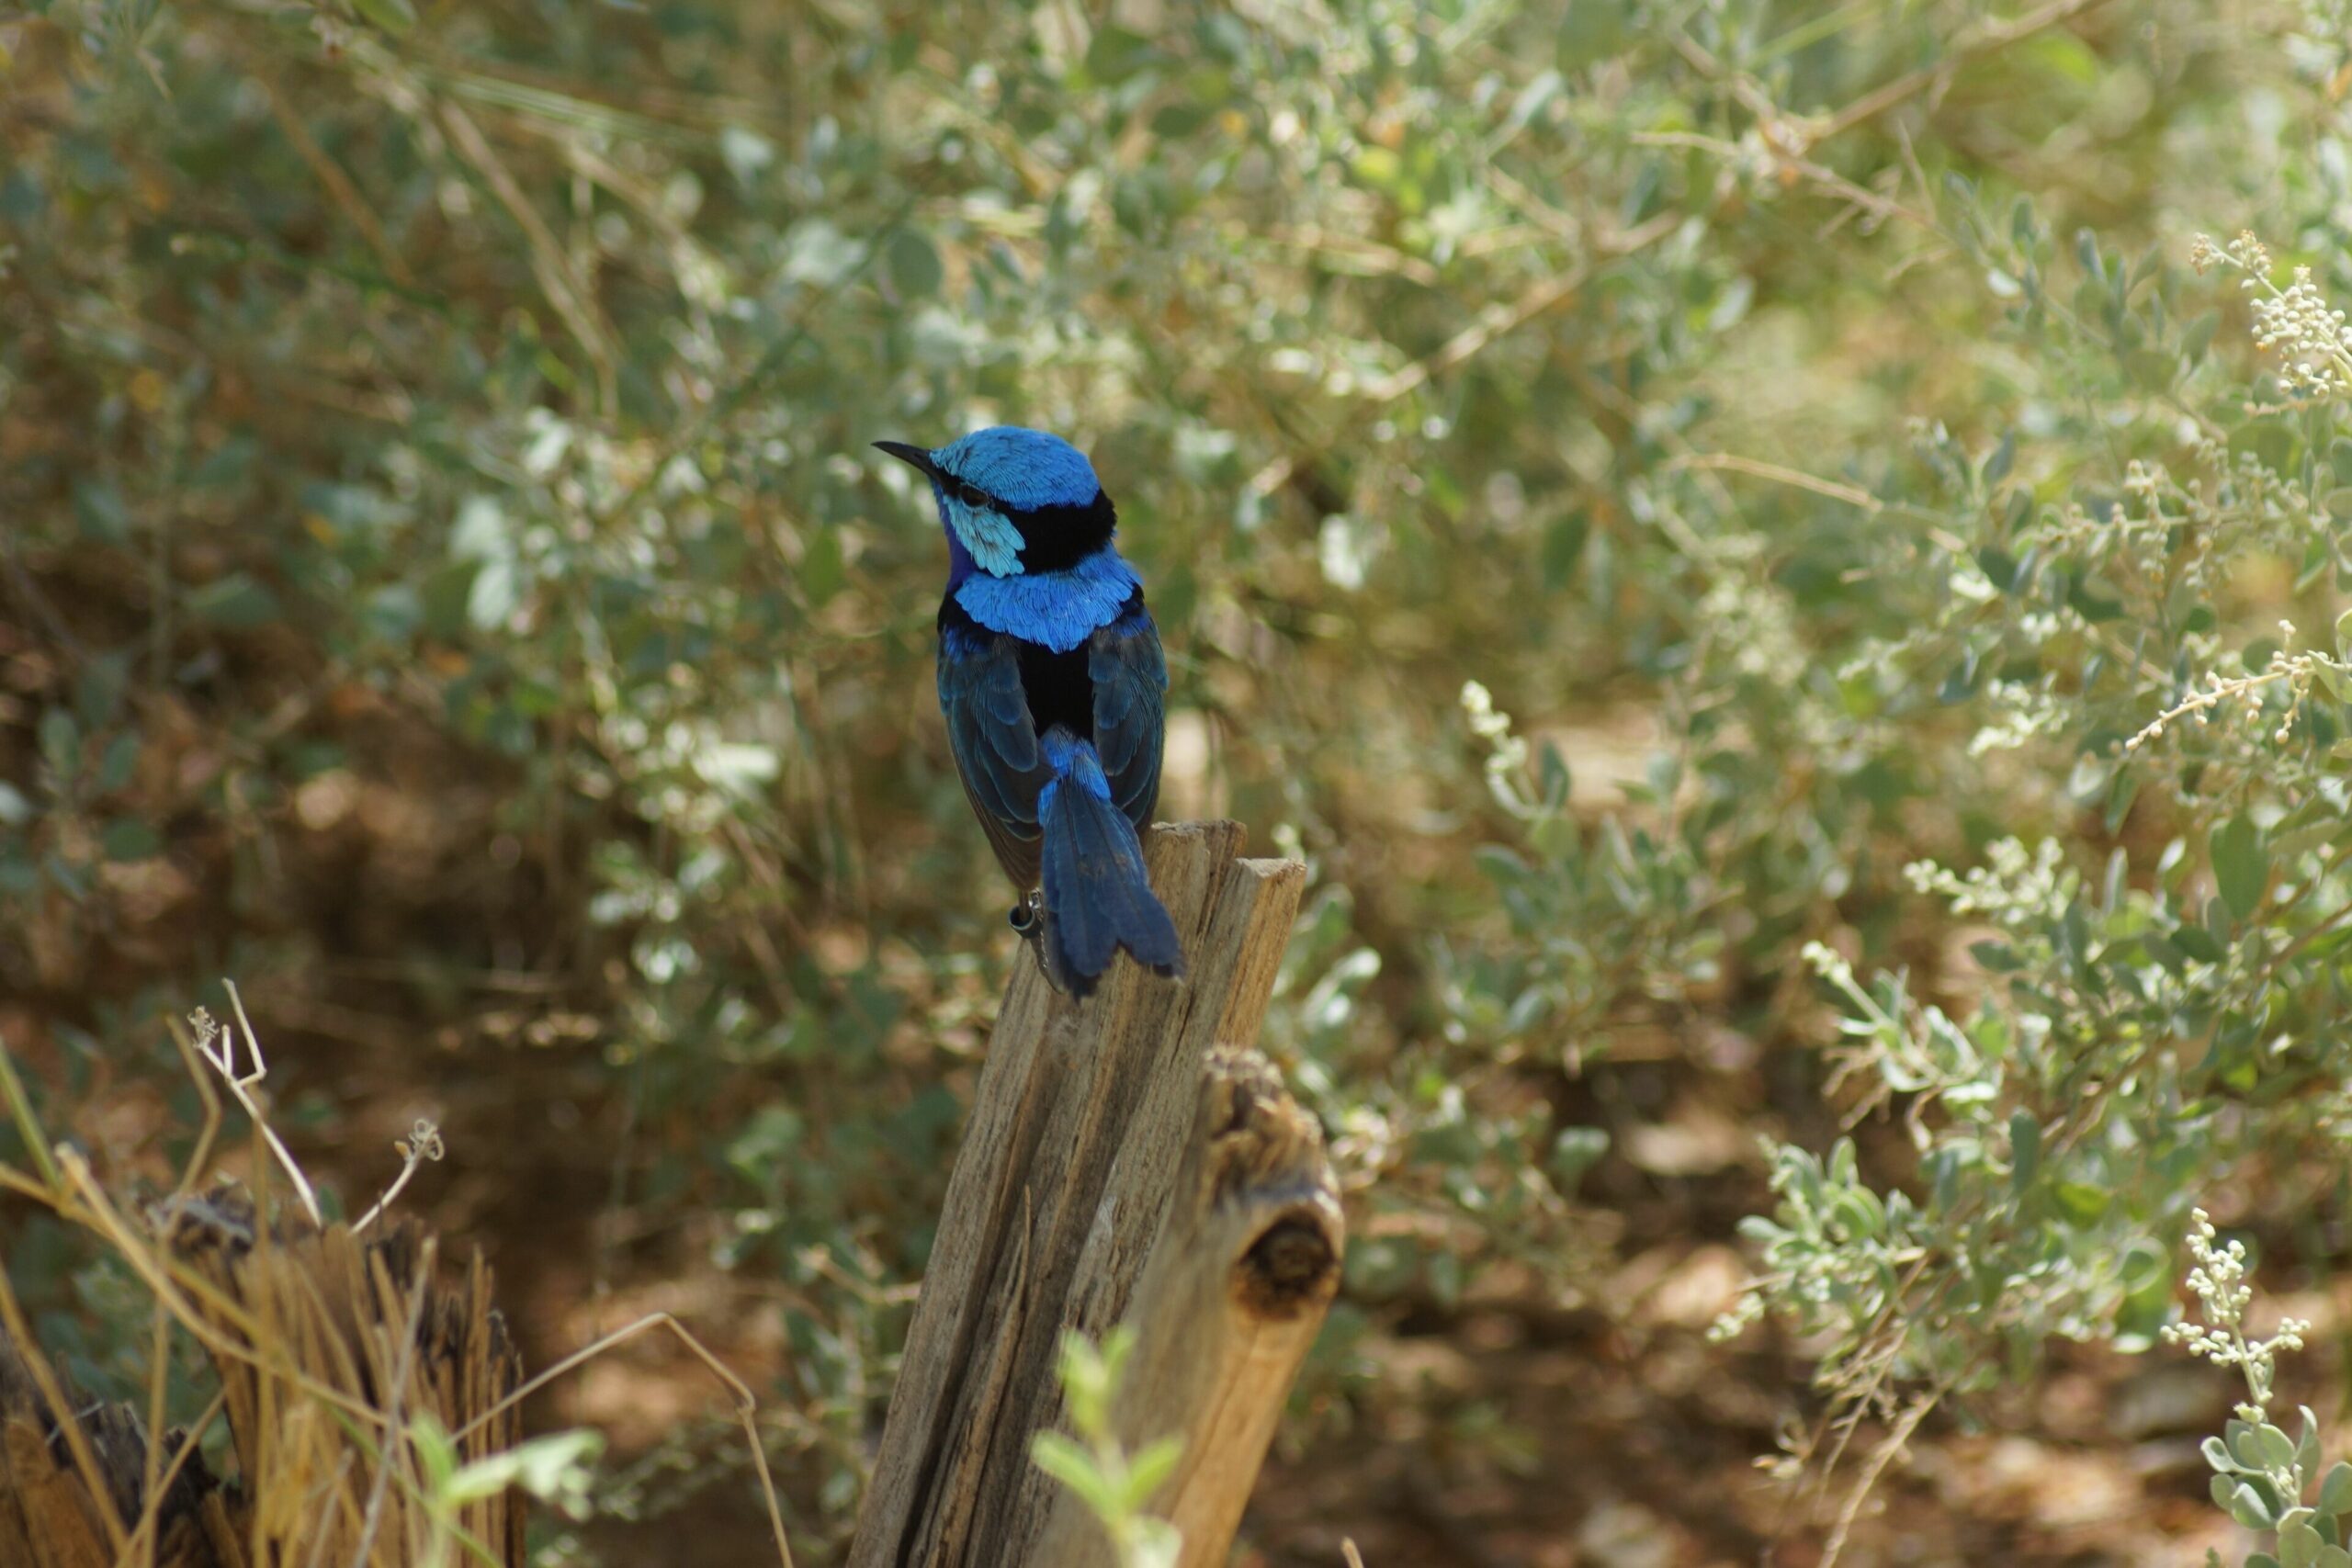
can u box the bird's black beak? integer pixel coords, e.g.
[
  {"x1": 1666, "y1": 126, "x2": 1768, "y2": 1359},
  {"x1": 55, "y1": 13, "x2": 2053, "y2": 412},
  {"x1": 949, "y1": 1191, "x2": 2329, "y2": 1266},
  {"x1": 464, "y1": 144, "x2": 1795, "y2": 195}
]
[{"x1": 872, "y1": 440, "x2": 940, "y2": 479}]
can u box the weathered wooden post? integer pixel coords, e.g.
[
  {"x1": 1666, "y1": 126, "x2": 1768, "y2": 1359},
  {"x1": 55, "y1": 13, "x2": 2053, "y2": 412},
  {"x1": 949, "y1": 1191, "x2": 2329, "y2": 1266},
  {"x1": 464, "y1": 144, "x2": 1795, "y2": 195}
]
[{"x1": 850, "y1": 821, "x2": 1342, "y2": 1568}]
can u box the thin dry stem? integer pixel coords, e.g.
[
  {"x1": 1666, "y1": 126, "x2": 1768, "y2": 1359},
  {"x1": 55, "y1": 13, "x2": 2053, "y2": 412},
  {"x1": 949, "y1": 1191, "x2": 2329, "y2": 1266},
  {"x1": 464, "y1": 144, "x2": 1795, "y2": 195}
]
[
  {"x1": 354, "y1": 1119, "x2": 446, "y2": 1235},
  {"x1": 1668, "y1": 451, "x2": 1883, "y2": 512},
  {"x1": 454, "y1": 1311, "x2": 797, "y2": 1568},
  {"x1": 434, "y1": 97, "x2": 619, "y2": 416},
  {"x1": 0, "y1": 1235, "x2": 131, "y2": 1556},
  {"x1": 259, "y1": 63, "x2": 416, "y2": 288},
  {"x1": 1819, "y1": 1388, "x2": 1939, "y2": 1568},
  {"x1": 118, "y1": 1389, "x2": 229, "y2": 1567},
  {"x1": 198, "y1": 980, "x2": 325, "y2": 1229},
  {"x1": 0, "y1": 1029, "x2": 62, "y2": 1191},
  {"x1": 349, "y1": 1253, "x2": 433, "y2": 1568}
]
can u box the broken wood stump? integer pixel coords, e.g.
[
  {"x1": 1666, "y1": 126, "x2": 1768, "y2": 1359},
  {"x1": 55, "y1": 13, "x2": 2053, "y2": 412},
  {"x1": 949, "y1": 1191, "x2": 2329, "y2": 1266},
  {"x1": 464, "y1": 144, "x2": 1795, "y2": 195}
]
[
  {"x1": 851, "y1": 819, "x2": 1344, "y2": 1568},
  {"x1": 1033, "y1": 1045, "x2": 1344, "y2": 1567}
]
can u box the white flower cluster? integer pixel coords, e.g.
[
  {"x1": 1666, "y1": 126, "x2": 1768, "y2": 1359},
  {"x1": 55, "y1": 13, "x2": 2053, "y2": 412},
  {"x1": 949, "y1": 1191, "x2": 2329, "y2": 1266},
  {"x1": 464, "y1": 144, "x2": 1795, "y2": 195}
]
[
  {"x1": 2163, "y1": 1208, "x2": 2309, "y2": 1424},
  {"x1": 2252, "y1": 268, "x2": 2352, "y2": 397},
  {"x1": 1459, "y1": 680, "x2": 1528, "y2": 772},
  {"x1": 1697, "y1": 576, "x2": 1804, "y2": 682},
  {"x1": 2188, "y1": 230, "x2": 2267, "y2": 276},
  {"x1": 1966, "y1": 678, "x2": 2069, "y2": 757},
  {"x1": 1904, "y1": 837, "x2": 2076, "y2": 928},
  {"x1": 2288, "y1": 0, "x2": 2352, "y2": 73},
  {"x1": 2126, "y1": 621, "x2": 2342, "y2": 752},
  {"x1": 1460, "y1": 680, "x2": 1533, "y2": 815},
  {"x1": 2192, "y1": 231, "x2": 2352, "y2": 400},
  {"x1": 1799, "y1": 938, "x2": 1853, "y2": 987}
]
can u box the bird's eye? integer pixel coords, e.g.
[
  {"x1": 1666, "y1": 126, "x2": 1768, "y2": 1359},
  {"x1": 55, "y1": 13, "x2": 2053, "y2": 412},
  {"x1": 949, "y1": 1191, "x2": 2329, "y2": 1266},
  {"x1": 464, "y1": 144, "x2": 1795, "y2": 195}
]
[{"x1": 956, "y1": 481, "x2": 989, "y2": 509}]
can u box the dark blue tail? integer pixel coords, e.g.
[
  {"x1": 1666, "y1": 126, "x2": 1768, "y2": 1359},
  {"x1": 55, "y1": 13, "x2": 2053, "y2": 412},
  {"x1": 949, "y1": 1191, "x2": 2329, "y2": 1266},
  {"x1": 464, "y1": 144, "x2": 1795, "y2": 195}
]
[{"x1": 1037, "y1": 729, "x2": 1183, "y2": 998}]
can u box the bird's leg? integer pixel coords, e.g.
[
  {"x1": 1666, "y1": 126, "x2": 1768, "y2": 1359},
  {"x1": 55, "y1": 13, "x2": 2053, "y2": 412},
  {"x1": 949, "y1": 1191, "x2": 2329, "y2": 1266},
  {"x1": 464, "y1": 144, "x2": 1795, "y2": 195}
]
[
  {"x1": 1006, "y1": 892, "x2": 1040, "y2": 935},
  {"x1": 1007, "y1": 889, "x2": 1073, "y2": 995}
]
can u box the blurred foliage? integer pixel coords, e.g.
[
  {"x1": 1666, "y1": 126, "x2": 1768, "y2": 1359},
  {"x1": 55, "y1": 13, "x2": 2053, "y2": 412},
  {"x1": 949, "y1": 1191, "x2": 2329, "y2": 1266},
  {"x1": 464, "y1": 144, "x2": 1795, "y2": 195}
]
[{"x1": 6, "y1": 0, "x2": 2352, "y2": 1561}]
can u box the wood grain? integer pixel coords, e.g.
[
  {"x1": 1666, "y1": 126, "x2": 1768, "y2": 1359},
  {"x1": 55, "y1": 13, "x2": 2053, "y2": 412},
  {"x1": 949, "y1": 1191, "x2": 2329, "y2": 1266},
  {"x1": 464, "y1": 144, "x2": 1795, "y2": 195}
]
[
  {"x1": 850, "y1": 821, "x2": 1313, "y2": 1568},
  {"x1": 1034, "y1": 1044, "x2": 1343, "y2": 1568}
]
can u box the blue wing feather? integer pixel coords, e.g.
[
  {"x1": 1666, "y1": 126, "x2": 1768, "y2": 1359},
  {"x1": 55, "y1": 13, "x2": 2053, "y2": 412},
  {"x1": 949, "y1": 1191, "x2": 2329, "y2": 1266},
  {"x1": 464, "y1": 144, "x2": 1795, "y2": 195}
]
[
  {"x1": 1088, "y1": 610, "x2": 1166, "y2": 835},
  {"x1": 937, "y1": 631, "x2": 1049, "y2": 886}
]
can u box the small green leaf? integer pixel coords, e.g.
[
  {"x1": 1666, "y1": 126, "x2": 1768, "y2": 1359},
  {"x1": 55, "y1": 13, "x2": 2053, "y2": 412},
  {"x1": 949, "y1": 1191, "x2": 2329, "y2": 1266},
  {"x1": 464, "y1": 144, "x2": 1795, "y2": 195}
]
[
  {"x1": 1030, "y1": 1431, "x2": 1119, "y2": 1520},
  {"x1": 365, "y1": 583, "x2": 423, "y2": 643},
  {"x1": 75, "y1": 650, "x2": 130, "y2": 728},
  {"x1": 1549, "y1": 1126, "x2": 1609, "y2": 1194},
  {"x1": 2008, "y1": 1111, "x2": 2041, "y2": 1193},
  {"x1": 1542, "y1": 512, "x2": 1589, "y2": 588},
  {"x1": 2175, "y1": 923, "x2": 2226, "y2": 964},
  {"x1": 97, "y1": 732, "x2": 139, "y2": 794},
  {"x1": 100, "y1": 819, "x2": 161, "y2": 862},
  {"x1": 467, "y1": 558, "x2": 517, "y2": 630},
  {"x1": 886, "y1": 229, "x2": 944, "y2": 298},
  {"x1": 2233, "y1": 1422, "x2": 2269, "y2": 1468},
  {"x1": 2052, "y1": 1181, "x2": 2109, "y2": 1224},
  {"x1": 185, "y1": 571, "x2": 282, "y2": 629},
  {"x1": 442, "y1": 1429, "x2": 603, "y2": 1515},
  {"x1": 2318, "y1": 1460, "x2": 2352, "y2": 1515},
  {"x1": 409, "y1": 1414, "x2": 459, "y2": 1490},
  {"x1": 352, "y1": 0, "x2": 417, "y2": 32},
  {"x1": 2206, "y1": 1436, "x2": 2242, "y2": 1473},
  {"x1": 2211, "y1": 817, "x2": 2267, "y2": 920},
  {"x1": 2183, "y1": 310, "x2": 2221, "y2": 362},
  {"x1": 2233, "y1": 1480, "x2": 2281, "y2": 1530},
  {"x1": 1984, "y1": 432, "x2": 2016, "y2": 485},
  {"x1": 39, "y1": 708, "x2": 79, "y2": 776},
  {"x1": 1125, "y1": 1434, "x2": 1182, "y2": 1508},
  {"x1": 73, "y1": 479, "x2": 130, "y2": 543},
  {"x1": 2285, "y1": 1521, "x2": 2324, "y2": 1568}
]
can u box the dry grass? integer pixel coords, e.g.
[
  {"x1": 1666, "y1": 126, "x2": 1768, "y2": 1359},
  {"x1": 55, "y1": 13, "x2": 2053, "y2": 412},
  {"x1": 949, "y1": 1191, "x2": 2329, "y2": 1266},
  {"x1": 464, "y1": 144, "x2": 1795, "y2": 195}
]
[{"x1": 0, "y1": 987, "x2": 796, "y2": 1568}]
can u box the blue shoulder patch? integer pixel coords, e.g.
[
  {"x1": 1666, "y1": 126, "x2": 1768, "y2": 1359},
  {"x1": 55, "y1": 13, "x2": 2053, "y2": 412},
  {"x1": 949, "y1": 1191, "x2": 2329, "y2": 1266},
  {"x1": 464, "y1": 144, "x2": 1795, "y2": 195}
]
[{"x1": 956, "y1": 549, "x2": 1139, "y2": 654}]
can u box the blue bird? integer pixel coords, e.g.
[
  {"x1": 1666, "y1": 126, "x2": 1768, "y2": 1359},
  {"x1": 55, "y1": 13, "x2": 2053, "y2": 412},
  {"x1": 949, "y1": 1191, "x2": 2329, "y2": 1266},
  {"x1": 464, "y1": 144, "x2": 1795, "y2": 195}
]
[{"x1": 875, "y1": 426, "x2": 1184, "y2": 998}]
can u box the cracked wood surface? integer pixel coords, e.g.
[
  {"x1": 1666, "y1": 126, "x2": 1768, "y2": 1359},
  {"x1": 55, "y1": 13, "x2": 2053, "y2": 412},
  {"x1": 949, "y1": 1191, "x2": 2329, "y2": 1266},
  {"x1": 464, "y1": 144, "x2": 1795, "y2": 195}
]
[{"x1": 850, "y1": 821, "x2": 1321, "y2": 1568}]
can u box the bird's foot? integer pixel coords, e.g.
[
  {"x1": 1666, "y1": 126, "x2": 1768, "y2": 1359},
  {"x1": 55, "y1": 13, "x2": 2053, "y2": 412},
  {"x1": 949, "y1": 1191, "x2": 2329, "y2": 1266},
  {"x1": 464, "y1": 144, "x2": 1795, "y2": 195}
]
[{"x1": 1009, "y1": 892, "x2": 1076, "y2": 997}]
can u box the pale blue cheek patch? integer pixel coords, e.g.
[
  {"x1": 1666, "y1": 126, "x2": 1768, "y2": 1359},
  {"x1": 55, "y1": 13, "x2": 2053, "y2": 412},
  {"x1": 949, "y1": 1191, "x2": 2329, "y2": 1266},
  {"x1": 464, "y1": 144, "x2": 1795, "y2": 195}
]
[
  {"x1": 956, "y1": 550, "x2": 1140, "y2": 654},
  {"x1": 947, "y1": 496, "x2": 1025, "y2": 577}
]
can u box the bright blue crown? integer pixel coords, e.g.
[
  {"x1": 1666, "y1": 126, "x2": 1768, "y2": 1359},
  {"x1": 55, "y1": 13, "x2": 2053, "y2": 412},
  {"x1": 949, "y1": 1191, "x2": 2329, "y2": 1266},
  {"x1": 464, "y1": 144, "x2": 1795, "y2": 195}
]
[{"x1": 933, "y1": 426, "x2": 1102, "y2": 511}]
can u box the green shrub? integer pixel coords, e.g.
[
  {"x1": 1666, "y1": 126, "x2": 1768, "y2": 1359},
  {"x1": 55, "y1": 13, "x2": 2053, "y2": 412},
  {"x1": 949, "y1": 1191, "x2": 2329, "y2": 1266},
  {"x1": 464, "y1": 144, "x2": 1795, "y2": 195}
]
[{"x1": 5, "y1": 0, "x2": 2349, "y2": 1560}]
